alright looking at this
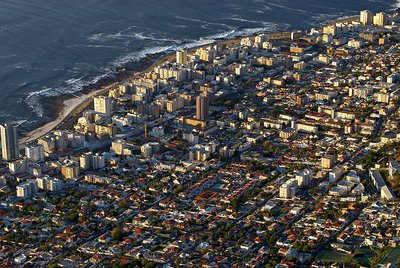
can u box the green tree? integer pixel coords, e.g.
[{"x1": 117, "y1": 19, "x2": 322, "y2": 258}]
[
  {"x1": 231, "y1": 197, "x2": 242, "y2": 209},
  {"x1": 111, "y1": 227, "x2": 123, "y2": 241},
  {"x1": 68, "y1": 210, "x2": 78, "y2": 222},
  {"x1": 118, "y1": 199, "x2": 128, "y2": 208},
  {"x1": 173, "y1": 185, "x2": 183, "y2": 195}
]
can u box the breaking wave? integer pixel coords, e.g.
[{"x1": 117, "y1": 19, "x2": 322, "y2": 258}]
[{"x1": 23, "y1": 22, "x2": 289, "y2": 117}]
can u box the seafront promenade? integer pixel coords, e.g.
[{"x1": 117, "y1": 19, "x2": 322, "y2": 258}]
[
  {"x1": 19, "y1": 38, "x2": 245, "y2": 144},
  {"x1": 19, "y1": 27, "x2": 333, "y2": 145}
]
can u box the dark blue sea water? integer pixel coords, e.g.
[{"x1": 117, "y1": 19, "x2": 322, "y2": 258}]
[{"x1": 0, "y1": 0, "x2": 397, "y2": 128}]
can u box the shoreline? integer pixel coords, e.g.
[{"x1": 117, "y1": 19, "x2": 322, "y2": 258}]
[
  {"x1": 19, "y1": 14, "x2": 361, "y2": 145},
  {"x1": 19, "y1": 53, "x2": 172, "y2": 145},
  {"x1": 20, "y1": 37, "x2": 243, "y2": 144}
]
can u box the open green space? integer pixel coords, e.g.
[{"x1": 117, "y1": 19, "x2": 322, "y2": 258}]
[
  {"x1": 316, "y1": 250, "x2": 352, "y2": 264},
  {"x1": 381, "y1": 247, "x2": 400, "y2": 265},
  {"x1": 352, "y1": 247, "x2": 376, "y2": 266}
]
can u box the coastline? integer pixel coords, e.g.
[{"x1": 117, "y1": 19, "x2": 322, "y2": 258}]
[
  {"x1": 19, "y1": 83, "x2": 116, "y2": 144},
  {"x1": 19, "y1": 54, "x2": 172, "y2": 145},
  {"x1": 19, "y1": 13, "x2": 359, "y2": 145},
  {"x1": 19, "y1": 37, "x2": 242, "y2": 144}
]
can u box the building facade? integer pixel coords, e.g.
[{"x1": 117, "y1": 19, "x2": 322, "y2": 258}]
[
  {"x1": 0, "y1": 123, "x2": 19, "y2": 161},
  {"x1": 196, "y1": 94, "x2": 209, "y2": 121}
]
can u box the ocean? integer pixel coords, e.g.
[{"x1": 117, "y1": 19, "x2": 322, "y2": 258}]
[{"x1": 0, "y1": 0, "x2": 397, "y2": 130}]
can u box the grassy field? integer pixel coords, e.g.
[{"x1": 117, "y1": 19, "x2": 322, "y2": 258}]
[
  {"x1": 352, "y1": 247, "x2": 376, "y2": 266},
  {"x1": 316, "y1": 250, "x2": 352, "y2": 264},
  {"x1": 381, "y1": 247, "x2": 400, "y2": 265},
  {"x1": 317, "y1": 247, "x2": 400, "y2": 266}
]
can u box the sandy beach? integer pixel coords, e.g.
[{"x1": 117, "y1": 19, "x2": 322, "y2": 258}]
[
  {"x1": 21, "y1": 17, "x2": 360, "y2": 145},
  {"x1": 19, "y1": 36, "x2": 244, "y2": 145},
  {"x1": 19, "y1": 53, "x2": 177, "y2": 145},
  {"x1": 19, "y1": 83, "x2": 117, "y2": 144}
]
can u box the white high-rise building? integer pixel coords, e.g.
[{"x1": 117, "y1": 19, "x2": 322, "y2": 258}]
[
  {"x1": 9, "y1": 158, "x2": 27, "y2": 175},
  {"x1": 279, "y1": 179, "x2": 298, "y2": 199},
  {"x1": 295, "y1": 169, "x2": 313, "y2": 187},
  {"x1": 48, "y1": 178, "x2": 63, "y2": 192},
  {"x1": 94, "y1": 96, "x2": 113, "y2": 115},
  {"x1": 141, "y1": 142, "x2": 160, "y2": 158},
  {"x1": 16, "y1": 180, "x2": 38, "y2": 199},
  {"x1": 0, "y1": 123, "x2": 19, "y2": 161},
  {"x1": 176, "y1": 49, "x2": 188, "y2": 65},
  {"x1": 80, "y1": 152, "x2": 105, "y2": 170},
  {"x1": 373, "y1": 12, "x2": 387, "y2": 27},
  {"x1": 196, "y1": 94, "x2": 209, "y2": 120},
  {"x1": 25, "y1": 143, "x2": 45, "y2": 162},
  {"x1": 37, "y1": 176, "x2": 63, "y2": 192},
  {"x1": 360, "y1": 10, "x2": 373, "y2": 25},
  {"x1": 80, "y1": 153, "x2": 92, "y2": 170},
  {"x1": 92, "y1": 153, "x2": 105, "y2": 170}
]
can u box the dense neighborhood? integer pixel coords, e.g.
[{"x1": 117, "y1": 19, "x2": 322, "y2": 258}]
[{"x1": 1, "y1": 9, "x2": 400, "y2": 268}]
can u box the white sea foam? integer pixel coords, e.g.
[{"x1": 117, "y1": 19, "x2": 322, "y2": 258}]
[
  {"x1": 14, "y1": 63, "x2": 31, "y2": 69},
  {"x1": 263, "y1": 5, "x2": 272, "y2": 11},
  {"x1": 268, "y1": 3, "x2": 309, "y2": 14},
  {"x1": 89, "y1": 31, "x2": 178, "y2": 44},
  {"x1": 109, "y1": 23, "x2": 288, "y2": 75},
  {"x1": 0, "y1": 112, "x2": 14, "y2": 119},
  {"x1": 0, "y1": 54, "x2": 17, "y2": 59},
  {"x1": 174, "y1": 16, "x2": 209, "y2": 24},
  {"x1": 171, "y1": 24, "x2": 188, "y2": 29},
  {"x1": 114, "y1": 23, "x2": 288, "y2": 69},
  {"x1": 25, "y1": 23, "x2": 289, "y2": 117},
  {"x1": 310, "y1": 13, "x2": 346, "y2": 25},
  {"x1": 175, "y1": 16, "x2": 237, "y2": 29},
  {"x1": 88, "y1": 32, "x2": 131, "y2": 42},
  {"x1": 24, "y1": 74, "x2": 110, "y2": 117},
  {"x1": 112, "y1": 45, "x2": 175, "y2": 67},
  {"x1": 226, "y1": 16, "x2": 287, "y2": 28},
  {"x1": 227, "y1": 17, "x2": 261, "y2": 24},
  {"x1": 133, "y1": 32, "x2": 177, "y2": 42},
  {"x1": 314, "y1": 14, "x2": 359, "y2": 27},
  {"x1": 85, "y1": 45, "x2": 121, "y2": 49}
]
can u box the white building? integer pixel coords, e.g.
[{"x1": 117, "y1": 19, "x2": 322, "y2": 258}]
[
  {"x1": 295, "y1": 169, "x2": 313, "y2": 187},
  {"x1": 150, "y1": 126, "x2": 165, "y2": 137},
  {"x1": 80, "y1": 152, "x2": 105, "y2": 170},
  {"x1": 93, "y1": 154, "x2": 105, "y2": 170},
  {"x1": 360, "y1": 10, "x2": 373, "y2": 25},
  {"x1": 141, "y1": 142, "x2": 160, "y2": 158},
  {"x1": 16, "y1": 180, "x2": 38, "y2": 199},
  {"x1": 176, "y1": 49, "x2": 188, "y2": 65},
  {"x1": 279, "y1": 178, "x2": 298, "y2": 199},
  {"x1": 373, "y1": 12, "x2": 387, "y2": 27},
  {"x1": 381, "y1": 185, "x2": 395, "y2": 200},
  {"x1": 9, "y1": 158, "x2": 27, "y2": 175},
  {"x1": 183, "y1": 131, "x2": 199, "y2": 144},
  {"x1": 25, "y1": 143, "x2": 45, "y2": 162},
  {"x1": 345, "y1": 170, "x2": 361, "y2": 183},
  {"x1": 189, "y1": 147, "x2": 210, "y2": 162},
  {"x1": 389, "y1": 161, "x2": 400, "y2": 178},
  {"x1": 94, "y1": 96, "x2": 113, "y2": 115},
  {"x1": 369, "y1": 168, "x2": 396, "y2": 200},
  {"x1": 0, "y1": 123, "x2": 19, "y2": 161},
  {"x1": 369, "y1": 168, "x2": 386, "y2": 191},
  {"x1": 37, "y1": 176, "x2": 63, "y2": 192},
  {"x1": 329, "y1": 165, "x2": 345, "y2": 183}
]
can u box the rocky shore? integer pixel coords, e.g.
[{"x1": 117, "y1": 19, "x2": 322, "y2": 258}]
[
  {"x1": 24, "y1": 15, "x2": 367, "y2": 144},
  {"x1": 19, "y1": 52, "x2": 167, "y2": 143},
  {"x1": 20, "y1": 36, "x2": 245, "y2": 144}
]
